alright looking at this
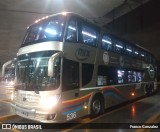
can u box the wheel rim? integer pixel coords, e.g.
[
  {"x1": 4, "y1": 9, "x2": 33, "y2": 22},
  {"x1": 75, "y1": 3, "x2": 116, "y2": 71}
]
[{"x1": 92, "y1": 99, "x2": 101, "y2": 114}]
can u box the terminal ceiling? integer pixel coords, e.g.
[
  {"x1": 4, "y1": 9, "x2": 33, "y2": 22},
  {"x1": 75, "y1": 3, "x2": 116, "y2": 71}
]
[{"x1": 0, "y1": 0, "x2": 158, "y2": 67}]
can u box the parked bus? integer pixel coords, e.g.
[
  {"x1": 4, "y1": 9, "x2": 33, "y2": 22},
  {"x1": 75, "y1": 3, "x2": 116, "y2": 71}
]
[
  {"x1": 3, "y1": 12, "x2": 157, "y2": 123},
  {"x1": 1, "y1": 59, "x2": 15, "y2": 87}
]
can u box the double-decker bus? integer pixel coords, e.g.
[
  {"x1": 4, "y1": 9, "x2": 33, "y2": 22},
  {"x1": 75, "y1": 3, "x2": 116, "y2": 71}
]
[{"x1": 4, "y1": 12, "x2": 157, "y2": 123}]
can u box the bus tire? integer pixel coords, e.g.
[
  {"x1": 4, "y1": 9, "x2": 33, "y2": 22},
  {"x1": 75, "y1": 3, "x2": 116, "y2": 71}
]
[{"x1": 90, "y1": 95, "x2": 104, "y2": 118}]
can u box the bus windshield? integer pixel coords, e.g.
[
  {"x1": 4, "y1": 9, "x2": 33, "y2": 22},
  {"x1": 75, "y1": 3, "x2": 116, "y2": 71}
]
[
  {"x1": 16, "y1": 57, "x2": 61, "y2": 91},
  {"x1": 22, "y1": 15, "x2": 66, "y2": 45}
]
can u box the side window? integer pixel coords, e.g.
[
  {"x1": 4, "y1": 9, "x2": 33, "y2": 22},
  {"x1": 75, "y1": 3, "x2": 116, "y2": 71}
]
[
  {"x1": 97, "y1": 66, "x2": 117, "y2": 86},
  {"x1": 81, "y1": 24, "x2": 98, "y2": 46},
  {"x1": 115, "y1": 40, "x2": 124, "y2": 54},
  {"x1": 101, "y1": 35, "x2": 113, "y2": 51},
  {"x1": 62, "y1": 59, "x2": 79, "y2": 91},
  {"x1": 127, "y1": 70, "x2": 143, "y2": 83},
  {"x1": 117, "y1": 70, "x2": 125, "y2": 84},
  {"x1": 134, "y1": 48, "x2": 140, "y2": 58},
  {"x1": 140, "y1": 51, "x2": 145, "y2": 60},
  {"x1": 66, "y1": 19, "x2": 77, "y2": 42},
  {"x1": 82, "y1": 63, "x2": 94, "y2": 86},
  {"x1": 126, "y1": 45, "x2": 133, "y2": 56},
  {"x1": 128, "y1": 71, "x2": 133, "y2": 83}
]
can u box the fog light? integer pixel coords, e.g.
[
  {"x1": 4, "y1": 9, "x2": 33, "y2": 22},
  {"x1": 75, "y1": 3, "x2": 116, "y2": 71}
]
[{"x1": 47, "y1": 114, "x2": 56, "y2": 120}]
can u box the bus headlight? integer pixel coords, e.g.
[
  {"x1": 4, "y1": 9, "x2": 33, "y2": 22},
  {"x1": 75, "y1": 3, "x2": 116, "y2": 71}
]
[
  {"x1": 40, "y1": 95, "x2": 60, "y2": 109},
  {"x1": 9, "y1": 81, "x2": 14, "y2": 86}
]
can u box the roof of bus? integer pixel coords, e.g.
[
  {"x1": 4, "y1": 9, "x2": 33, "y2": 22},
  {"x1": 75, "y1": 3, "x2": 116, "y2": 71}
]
[
  {"x1": 29, "y1": 12, "x2": 100, "y2": 28},
  {"x1": 28, "y1": 12, "x2": 154, "y2": 57}
]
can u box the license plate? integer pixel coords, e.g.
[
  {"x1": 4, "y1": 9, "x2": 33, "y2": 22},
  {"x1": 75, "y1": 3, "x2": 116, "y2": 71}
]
[{"x1": 16, "y1": 110, "x2": 34, "y2": 118}]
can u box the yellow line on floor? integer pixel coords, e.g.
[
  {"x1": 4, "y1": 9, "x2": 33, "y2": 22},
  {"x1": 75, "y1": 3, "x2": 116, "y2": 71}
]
[
  {"x1": 136, "y1": 111, "x2": 160, "y2": 132},
  {"x1": 0, "y1": 99, "x2": 11, "y2": 103},
  {"x1": 11, "y1": 129, "x2": 21, "y2": 132},
  {"x1": 0, "y1": 114, "x2": 16, "y2": 122},
  {"x1": 0, "y1": 92, "x2": 12, "y2": 95}
]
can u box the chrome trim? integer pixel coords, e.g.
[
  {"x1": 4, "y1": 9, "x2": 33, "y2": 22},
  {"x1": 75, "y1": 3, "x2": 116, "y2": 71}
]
[
  {"x1": 80, "y1": 81, "x2": 154, "y2": 91},
  {"x1": 11, "y1": 103, "x2": 35, "y2": 113},
  {"x1": 18, "y1": 41, "x2": 63, "y2": 55}
]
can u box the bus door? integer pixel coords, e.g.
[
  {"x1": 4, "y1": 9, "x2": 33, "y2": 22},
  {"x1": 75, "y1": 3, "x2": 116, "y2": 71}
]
[
  {"x1": 61, "y1": 58, "x2": 80, "y2": 121},
  {"x1": 62, "y1": 58, "x2": 80, "y2": 98}
]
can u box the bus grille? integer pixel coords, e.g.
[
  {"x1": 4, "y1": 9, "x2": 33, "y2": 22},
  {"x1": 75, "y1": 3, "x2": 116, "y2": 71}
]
[{"x1": 14, "y1": 93, "x2": 40, "y2": 106}]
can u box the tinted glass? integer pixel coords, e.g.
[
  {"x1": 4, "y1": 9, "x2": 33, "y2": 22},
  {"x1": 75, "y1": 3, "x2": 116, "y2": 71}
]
[
  {"x1": 66, "y1": 19, "x2": 77, "y2": 42},
  {"x1": 23, "y1": 15, "x2": 65, "y2": 45},
  {"x1": 102, "y1": 35, "x2": 113, "y2": 51}
]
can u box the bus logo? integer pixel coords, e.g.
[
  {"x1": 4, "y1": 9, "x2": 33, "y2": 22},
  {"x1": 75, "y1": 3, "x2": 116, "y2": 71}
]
[{"x1": 75, "y1": 47, "x2": 90, "y2": 61}]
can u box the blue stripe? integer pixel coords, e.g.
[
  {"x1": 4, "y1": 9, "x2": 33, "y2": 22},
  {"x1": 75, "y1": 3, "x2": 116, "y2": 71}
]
[
  {"x1": 63, "y1": 100, "x2": 89, "y2": 111},
  {"x1": 63, "y1": 106, "x2": 84, "y2": 115},
  {"x1": 103, "y1": 91, "x2": 126, "y2": 101}
]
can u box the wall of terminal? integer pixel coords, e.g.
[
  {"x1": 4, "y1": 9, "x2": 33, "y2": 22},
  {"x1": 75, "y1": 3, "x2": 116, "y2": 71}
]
[{"x1": 105, "y1": 0, "x2": 160, "y2": 61}]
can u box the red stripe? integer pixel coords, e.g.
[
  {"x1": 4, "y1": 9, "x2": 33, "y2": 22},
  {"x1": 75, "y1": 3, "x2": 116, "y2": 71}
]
[{"x1": 62, "y1": 93, "x2": 92, "y2": 106}]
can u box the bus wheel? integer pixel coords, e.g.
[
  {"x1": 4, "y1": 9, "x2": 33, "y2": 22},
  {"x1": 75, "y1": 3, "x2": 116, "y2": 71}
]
[{"x1": 90, "y1": 95, "x2": 104, "y2": 118}]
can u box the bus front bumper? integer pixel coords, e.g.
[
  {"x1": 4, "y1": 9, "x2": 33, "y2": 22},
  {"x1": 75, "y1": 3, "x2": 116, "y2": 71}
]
[{"x1": 11, "y1": 103, "x2": 62, "y2": 123}]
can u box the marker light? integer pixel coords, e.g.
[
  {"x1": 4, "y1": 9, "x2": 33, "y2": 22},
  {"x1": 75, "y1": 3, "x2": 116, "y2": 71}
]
[
  {"x1": 40, "y1": 95, "x2": 60, "y2": 109},
  {"x1": 131, "y1": 92, "x2": 135, "y2": 96},
  {"x1": 11, "y1": 92, "x2": 14, "y2": 100},
  {"x1": 62, "y1": 12, "x2": 67, "y2": 15},
  {"x1": 84, "y1": 102, "x2": 88, "y2": 109}
]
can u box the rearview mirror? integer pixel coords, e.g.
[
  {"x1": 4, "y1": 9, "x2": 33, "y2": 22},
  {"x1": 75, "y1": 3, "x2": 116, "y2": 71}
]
[
  {"x1": 2, "y1": 60, "x2": 14, "y2": 77},
  {"x1": 48, "y1": 52, "x2": 63, "y2": 77}
]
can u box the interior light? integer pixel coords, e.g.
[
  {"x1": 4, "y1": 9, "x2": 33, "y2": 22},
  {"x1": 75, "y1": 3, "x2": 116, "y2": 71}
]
[
  {"x1": 45, "y1": 28, "x2": 57, "y2": 35},
  {"x1": 62, "y1": 12, "x2": 67, "y2": 15},
  {"x1": 35, "y1": 20, "x2": 38, "y2": 23},
  {"x1": 116, "y1": 44, "x2": 123, "y2": 48},
  {"x1": 127, "y1": 49, "x2": 132, "y2": 52},
  {"x1": 68, "y1": 26, "x2": 76, "y2": 31},
  {"x1": 82, "y1": 31, "x2": 96, "y2": 38},
  {"x1": 39, "y1": 27, "x2": 42, "y2": 30},
  {"x1": 102, "y1": 39, "x2": 112, "y2": 44},
  {"x1": 135, "y1": 52, "x2": 139, "y2": 54},
  {"x1": 37, "y1": 58, "x2": 41, "y2": 62}
]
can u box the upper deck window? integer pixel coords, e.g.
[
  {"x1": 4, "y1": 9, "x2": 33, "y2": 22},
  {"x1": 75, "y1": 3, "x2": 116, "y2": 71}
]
[
  {"x1": 102, "y1": 35, "x2": 113, "y2": 51},
  {"x1": 81, "y1": 24, "x2": 98, "y2": 46},
  {"x1": 22, "y1": 15, "x2": 65, "y2": 45},
  {"x1": 115, "y1": 40, "x2": 124, "y2": 53},
  {"x1": 134, "y1": 48, "x2": 139, "y2": 57},
  {"x1": 66, "y1": 19, "x2": 77, "y2": 42},
  {"x1": 126, "y1": 45, "x2": 133, "y2": 56},
  {"x1": 140, "y1": 51, "x2": 145, "y2": 60}
]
